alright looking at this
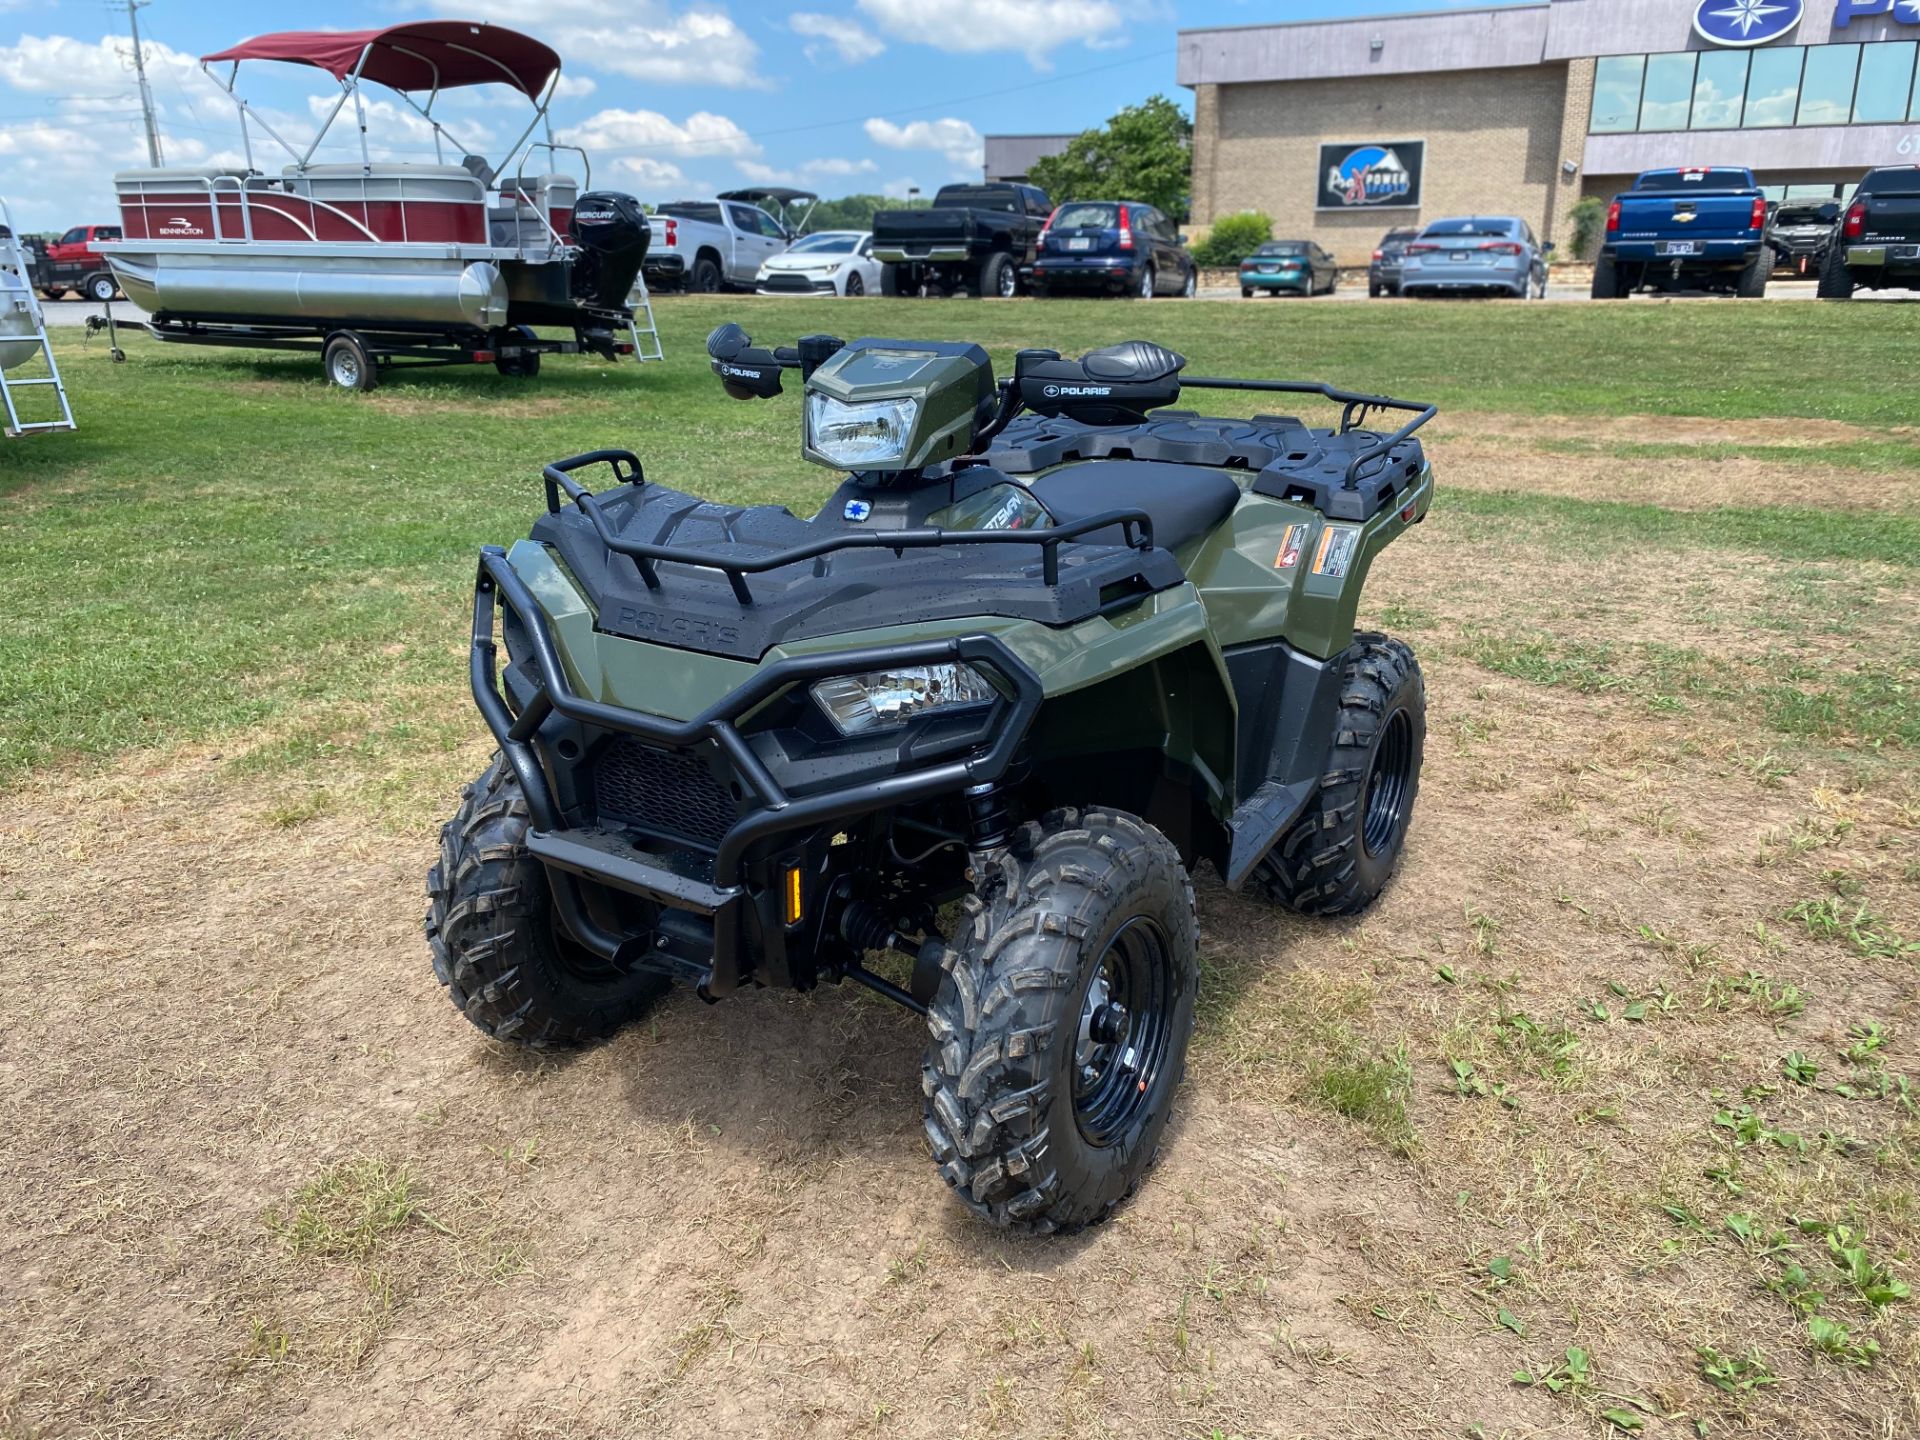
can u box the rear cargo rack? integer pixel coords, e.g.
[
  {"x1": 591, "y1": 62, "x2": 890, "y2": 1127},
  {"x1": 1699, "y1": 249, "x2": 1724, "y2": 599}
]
[
  {"x1": 1179, "y1": 377, "x2": 1436, "y2": 488},
  {"x1": 540, "y1": 449, "x2": 1157, "y2": 605}
]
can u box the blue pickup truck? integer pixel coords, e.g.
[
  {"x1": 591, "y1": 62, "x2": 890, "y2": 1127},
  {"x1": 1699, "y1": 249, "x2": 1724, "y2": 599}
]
[{"x1": 1591, "y1": 167, "x2": 1771, "y2": 300}]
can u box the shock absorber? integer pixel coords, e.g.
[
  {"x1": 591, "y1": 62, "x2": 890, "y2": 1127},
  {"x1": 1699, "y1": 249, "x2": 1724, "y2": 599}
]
[{"x1": 962, "y1": 780, "x2": 1011, "y2": 850}]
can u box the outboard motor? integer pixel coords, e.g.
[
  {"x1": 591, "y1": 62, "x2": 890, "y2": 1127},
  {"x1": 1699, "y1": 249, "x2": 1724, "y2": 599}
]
[{"x1": 569, "y1": 191, "x2": 651, "y2": 311}]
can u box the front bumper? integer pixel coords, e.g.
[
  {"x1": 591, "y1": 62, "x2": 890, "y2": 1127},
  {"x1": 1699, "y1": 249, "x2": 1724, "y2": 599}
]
[
  {"x1": 471, "y1": 546, "x2": 1043, "y2": 996},
  {"x1": 756, "y1": 271, "x2": 840, "y2": 295}
]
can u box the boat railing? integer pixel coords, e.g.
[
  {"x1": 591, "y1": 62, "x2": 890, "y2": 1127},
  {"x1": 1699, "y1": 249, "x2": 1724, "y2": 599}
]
[{"x1": 114, "y1": 166, "x2": 583, "y2": 255}]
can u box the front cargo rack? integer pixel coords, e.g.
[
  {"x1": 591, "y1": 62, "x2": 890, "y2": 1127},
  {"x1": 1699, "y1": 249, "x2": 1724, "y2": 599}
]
[{"x1": 540, "y1": 449, "x2": 1159, "y2": 605}]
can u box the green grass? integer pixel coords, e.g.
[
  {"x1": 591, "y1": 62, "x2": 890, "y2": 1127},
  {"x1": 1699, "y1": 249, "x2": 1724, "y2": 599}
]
[{"x1": 3, "y1": 295, "x2": 1918, "y2": 786}]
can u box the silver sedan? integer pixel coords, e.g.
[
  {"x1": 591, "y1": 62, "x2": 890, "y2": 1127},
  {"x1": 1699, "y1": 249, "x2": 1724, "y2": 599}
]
[{"x1": 1399, "y1": 216, "x2": 1550, "y2": 299}]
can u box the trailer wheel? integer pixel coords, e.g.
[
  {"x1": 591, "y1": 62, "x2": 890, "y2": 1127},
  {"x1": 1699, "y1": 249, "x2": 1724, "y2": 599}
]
[
  {"x1": 323, "y1": 332, "x2": 379, "y2": 392},
  {"x1": 85, "y1": 273, "x2": 117, "y2": 303},
  {"x1": 494, "y1": 324, "x2": 542, "y2": 379}
]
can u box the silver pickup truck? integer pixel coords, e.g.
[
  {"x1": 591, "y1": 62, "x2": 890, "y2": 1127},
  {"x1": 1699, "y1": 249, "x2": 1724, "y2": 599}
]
[{"x1": 643, "y1": 187, "x2": 816, "y2": 293}]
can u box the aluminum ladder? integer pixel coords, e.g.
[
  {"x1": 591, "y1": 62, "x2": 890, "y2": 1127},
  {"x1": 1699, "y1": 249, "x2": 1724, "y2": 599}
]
[
  {"x1": 0, "y1": 198, "x2": 76, "y2": 437},
  {"x1": 626, "y1": 273, "x2": 664, "y2": 364}
]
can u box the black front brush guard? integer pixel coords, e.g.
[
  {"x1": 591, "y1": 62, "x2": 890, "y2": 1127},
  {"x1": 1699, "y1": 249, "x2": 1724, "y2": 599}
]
[{"x1": 471, "y1": 546, "x2": 1044, "y2": 995}]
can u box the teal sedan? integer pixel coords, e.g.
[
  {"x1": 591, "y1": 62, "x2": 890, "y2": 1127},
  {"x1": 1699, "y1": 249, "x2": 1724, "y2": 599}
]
[{"x1": 1239, "y1": 240, "x2": 1338, "y2": 297}]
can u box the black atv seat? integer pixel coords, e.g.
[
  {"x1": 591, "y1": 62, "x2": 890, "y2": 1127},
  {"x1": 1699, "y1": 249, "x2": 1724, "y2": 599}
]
[{"x1": 1030, "y1": 459, "x2": 1241, "y2": 554}]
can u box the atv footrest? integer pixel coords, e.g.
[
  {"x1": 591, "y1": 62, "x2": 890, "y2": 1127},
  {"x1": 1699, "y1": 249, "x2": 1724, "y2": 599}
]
[
  {"x1": 1223, "y1": 779, "x2": 1315, "y2": 892},
  {"x1": 527, "y1": 827, "x2": 738, "y2": 913}
]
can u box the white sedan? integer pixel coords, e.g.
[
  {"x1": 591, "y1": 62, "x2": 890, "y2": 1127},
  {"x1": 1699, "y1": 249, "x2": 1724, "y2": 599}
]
[{"x1": 755, "y1": 231, "x2": 881, "y2": 297}]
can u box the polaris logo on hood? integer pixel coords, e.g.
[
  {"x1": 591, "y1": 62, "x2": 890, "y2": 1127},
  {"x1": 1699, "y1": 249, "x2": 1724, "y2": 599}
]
[{"x1": 1043, "y1": 383, "x2": 1113, "y2": 397}]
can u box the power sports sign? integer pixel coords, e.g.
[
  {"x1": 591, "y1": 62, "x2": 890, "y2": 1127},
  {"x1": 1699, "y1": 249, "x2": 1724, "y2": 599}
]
[
  {"x1": 1317, "y1": 141, "x2": 1425, "y2": 211},
  {"x1": 1693, "y1": 0, "x2": 1920, "y2": 46}
]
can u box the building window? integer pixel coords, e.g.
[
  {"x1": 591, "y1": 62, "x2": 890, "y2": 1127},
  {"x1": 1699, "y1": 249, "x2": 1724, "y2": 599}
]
[
  {"x1": 1744, "y1": 46, "x2": 1805, "y2": 128},
  {"x1": 1796, "y1": 45, "x2": 1860, "y2": 127},
  {"x1": 1641, "y1": 52, "x2": 1698, "y2": 130},
  {"x1": 1692, "y1": 50, "x2": 1749, "y2": 129},
  {"x1": 1591, "y1": 55, "x2": 1645, "y2": 133},
  {"x1": 1854, "y1": 40, "x2": 1916, "y2": 123}
]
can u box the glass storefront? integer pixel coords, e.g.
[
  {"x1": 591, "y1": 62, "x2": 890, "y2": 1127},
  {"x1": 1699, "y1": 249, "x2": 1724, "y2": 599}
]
[{"x1": 1590, "y1": 41, "x2": 1920, "y2": 133}]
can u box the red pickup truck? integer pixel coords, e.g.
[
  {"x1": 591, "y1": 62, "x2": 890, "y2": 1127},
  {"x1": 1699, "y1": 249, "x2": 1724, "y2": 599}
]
[{"x1": 38, "y1": 223, "x2": 123, "y2": 302}]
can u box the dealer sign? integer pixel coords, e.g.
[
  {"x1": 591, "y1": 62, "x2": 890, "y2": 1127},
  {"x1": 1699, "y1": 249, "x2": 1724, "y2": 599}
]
[{"x1": 1317, "y1": 141, "x2": 1425, "y2": 211}]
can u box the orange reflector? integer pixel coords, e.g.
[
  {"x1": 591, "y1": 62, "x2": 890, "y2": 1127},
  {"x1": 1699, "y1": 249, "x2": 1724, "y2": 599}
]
[{"x1": 783, "y1": 866, "x2": 803, "y2": 926}]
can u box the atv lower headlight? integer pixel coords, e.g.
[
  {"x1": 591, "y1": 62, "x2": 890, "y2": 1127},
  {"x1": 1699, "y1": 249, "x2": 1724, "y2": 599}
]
[
  {"x1": 807, "y1": 394, "x2": 917, "y2": 469},
  {"x1": 810, "y1": 662, "x2": 997, "y2": 736}
]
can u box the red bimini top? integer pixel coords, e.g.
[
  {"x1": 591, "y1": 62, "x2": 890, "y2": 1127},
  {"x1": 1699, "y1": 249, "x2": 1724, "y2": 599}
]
[{"x1": 202, "y1": 21, "x2": 562, "y2": 98}]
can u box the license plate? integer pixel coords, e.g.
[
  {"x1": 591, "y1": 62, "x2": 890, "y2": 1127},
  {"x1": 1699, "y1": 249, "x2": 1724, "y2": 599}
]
[
  {"x1": 1450, "y1": 251, "x2": 1470, "y2": 262},
  {"x1": 1659, "y1": 241, "x2": 1698, "y2": 256},
  {"x1": 1068, "y1": 238, "x2": 1091, "y2": 251},
  {"x1": 1258, "y1": 264, "x2": 1278, "y2": 273},
  {"x1": 1895, "y1": 244, "x2": 1920, "y2": 260}
]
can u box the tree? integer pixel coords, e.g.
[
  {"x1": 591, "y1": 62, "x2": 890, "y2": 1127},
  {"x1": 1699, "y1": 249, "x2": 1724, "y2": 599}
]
[
  {"x1": 1027, "y1": 95, "x2": 1192, "y2": 218},
  {"x1": 802, "y1": 193, "x2": 928, "y2": 232}
]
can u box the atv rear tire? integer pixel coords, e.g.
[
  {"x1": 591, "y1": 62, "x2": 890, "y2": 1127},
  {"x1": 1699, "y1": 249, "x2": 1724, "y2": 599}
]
[
  {"x1": 1816, "y1": 244, "x2": 1855, "y2": 301},
  {"x1": 426, "y1": 755, "x2": 669, "y2": 1046},
  {"x1": 922, "y1": 808, "x2": 1198, "y2": 1234},
  {"x1": 1250, "y1": 633, "x2": 1425, "y2": 917}
]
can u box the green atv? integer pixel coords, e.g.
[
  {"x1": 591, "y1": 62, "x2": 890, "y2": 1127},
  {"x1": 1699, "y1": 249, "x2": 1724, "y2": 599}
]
[{"x1": 429, "y1": 324, "x2": 1435, "y2": 1232}]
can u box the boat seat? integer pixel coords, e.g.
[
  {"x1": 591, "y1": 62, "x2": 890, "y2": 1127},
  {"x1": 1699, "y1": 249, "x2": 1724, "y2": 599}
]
[{"x1": 1030, "y1": 459, "x2": 1241, "y2": 554}]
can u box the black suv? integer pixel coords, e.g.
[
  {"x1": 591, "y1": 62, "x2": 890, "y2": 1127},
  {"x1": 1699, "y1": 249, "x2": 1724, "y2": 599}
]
[
  {"x1": 1028, "y1": 200, "x2": 1196, "y2": 299},
  {"x1": 1368, "y1": 227, "x2": 1421, "y2": 297}
]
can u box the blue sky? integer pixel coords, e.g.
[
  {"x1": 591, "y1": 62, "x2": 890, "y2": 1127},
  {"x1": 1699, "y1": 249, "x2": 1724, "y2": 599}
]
[{"x1": 0, "y1": 0, "x2": 1478, "y2": 230}]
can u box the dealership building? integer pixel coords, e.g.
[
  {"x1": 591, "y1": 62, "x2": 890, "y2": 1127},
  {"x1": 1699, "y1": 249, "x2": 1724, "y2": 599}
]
[{"x1": 1180, "y1": 0, "x2": 1920, "y2": 261}]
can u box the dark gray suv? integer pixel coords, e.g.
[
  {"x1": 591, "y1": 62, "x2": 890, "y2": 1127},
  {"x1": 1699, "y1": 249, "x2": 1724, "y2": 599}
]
[{"x1": 1368, "y1": 227, "x2": 1421, "y2": 298}]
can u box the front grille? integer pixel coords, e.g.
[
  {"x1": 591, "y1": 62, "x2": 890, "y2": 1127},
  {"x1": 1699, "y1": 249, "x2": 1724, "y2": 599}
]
[
  {"x1": 592, "y1": 736, "x2": 739, "y2": 850},
  {"x1": 759, "y1": 273, "x2": 819, "y2": 293}
]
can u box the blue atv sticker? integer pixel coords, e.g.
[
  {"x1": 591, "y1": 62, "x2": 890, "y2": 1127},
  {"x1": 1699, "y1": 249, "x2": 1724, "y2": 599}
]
[{"x1": 843, "y1": 500, "x2": 872, "y2": 522}]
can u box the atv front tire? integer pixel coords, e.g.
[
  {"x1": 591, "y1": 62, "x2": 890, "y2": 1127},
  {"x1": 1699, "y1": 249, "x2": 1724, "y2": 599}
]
[
  {"x1": 1251, "y1": 633, "x2": 1426, "y2": 917},
  {"x1": 922, "y1": 808, "x2": 1199, "y2": 1233},
  {"x1": 426, "y1": 755, "x2": 669, "y2": 1046}
]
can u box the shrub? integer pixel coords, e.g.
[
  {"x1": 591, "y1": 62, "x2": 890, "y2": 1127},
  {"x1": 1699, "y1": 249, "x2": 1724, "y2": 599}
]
[
  {"x1": 1192, "y1": 211, "x2": 1274, "y2": 268},
  {"x1": 1567, "y1": 196, "x2": 1608, "y2": 261}
]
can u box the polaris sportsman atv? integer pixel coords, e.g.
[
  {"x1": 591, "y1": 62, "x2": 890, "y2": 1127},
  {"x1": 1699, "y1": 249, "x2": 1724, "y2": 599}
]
[{"x1": 429, "y1": 324, "x2": 1435, "y2": 1232}]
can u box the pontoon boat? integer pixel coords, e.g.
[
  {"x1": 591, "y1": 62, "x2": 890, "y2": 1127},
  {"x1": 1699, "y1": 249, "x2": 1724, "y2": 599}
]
[{"x1": 99, "y1": 21, "x2": 662, "y2": 390}]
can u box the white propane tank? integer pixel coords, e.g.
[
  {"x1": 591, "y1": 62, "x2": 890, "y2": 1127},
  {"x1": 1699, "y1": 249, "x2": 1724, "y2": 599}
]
[{"x1": 0, "y1": 264, "x2": 41, "y2": 372}]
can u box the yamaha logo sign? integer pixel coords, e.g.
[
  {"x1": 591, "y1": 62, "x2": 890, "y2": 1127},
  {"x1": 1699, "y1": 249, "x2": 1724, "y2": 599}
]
[{"x1": 1692, "y1": 0, "x2": 1806, "y2": 46}]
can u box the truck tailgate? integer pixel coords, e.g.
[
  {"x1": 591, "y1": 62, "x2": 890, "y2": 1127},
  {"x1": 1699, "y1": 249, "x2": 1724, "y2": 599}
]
[
  {"x1": 1861, "y1": 192, "x2": 1920, "y2": 244},
  {"x1": 1616, "y1": 193, "x2": 1757, "y2": 240},
  {"x1": 872, "y1": 209, "x2": 975, "y2": 246}
]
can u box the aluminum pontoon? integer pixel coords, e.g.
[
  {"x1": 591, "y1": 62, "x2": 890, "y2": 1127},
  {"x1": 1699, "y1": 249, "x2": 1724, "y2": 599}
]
[
  {"x1": 0, "y1": 200, "x2": 76, "y2": 435},
  {"x1": 98, "y1": 21, "x2": 663, "y2": 390}
]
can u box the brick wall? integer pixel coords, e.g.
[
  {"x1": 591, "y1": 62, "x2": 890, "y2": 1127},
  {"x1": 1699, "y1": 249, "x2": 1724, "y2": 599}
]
[{"x1": 1192, "y1": 63, "x2": 1578, "y2": 265}]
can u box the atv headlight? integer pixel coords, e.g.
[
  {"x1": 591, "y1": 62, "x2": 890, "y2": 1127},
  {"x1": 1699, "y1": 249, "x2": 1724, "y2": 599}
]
[
  {"x1": 810, "y1": 662, "x2": 996, "y2": 736},
  {"x1": 807, "y1": 394, "x2": 917, "y2": 469}
]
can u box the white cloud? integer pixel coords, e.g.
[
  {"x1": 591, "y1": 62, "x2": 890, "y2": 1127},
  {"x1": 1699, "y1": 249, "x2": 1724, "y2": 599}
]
[
  {"x1": 857, "y1": 0, "x2": 1137, "y2": 67},
  {"x1": 864, "y1": 116, "x2": 982, "y2": 172},
  {"x1": 427, "y1": 2, "x2": 768, "y2": 89},
  {"x1": 802, "y1": 156, "x2": 878, "y2": 178},
  {"x1": 305, "y1": 94, "x2": 498, "y2": 158},
  {"x1": 733, "y1": 155, "x2": 878, "y2": 186},
  {"x1": 612, "y1": 155, "x2": 689, "y2": 192},
  {"x1": 559, "y1": 107, "x2": 759, "y2": 165},
  {"x1": 789, "y1": 12, "x2": 885, "y2": 65},
  {"x1": 551, "y1": 73, "x2": 598, "y2": 100},
  {"x1": 0, "y1": 31, "x2": 201, "y2": 95}
]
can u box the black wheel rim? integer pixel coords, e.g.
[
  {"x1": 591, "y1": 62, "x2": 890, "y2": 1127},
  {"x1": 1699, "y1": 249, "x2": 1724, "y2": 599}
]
[
  {"x1": 1072, "y1": 916, "x2": 1176, "y2": 1147},
  {"x1": 1362, "y1": 707, "x2": 1415, "y2": 858}
]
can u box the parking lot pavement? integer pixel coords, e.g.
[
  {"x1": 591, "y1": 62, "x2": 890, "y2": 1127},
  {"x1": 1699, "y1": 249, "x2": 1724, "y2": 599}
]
[
  {"x1": 1197, "y1": 278, "x2": 1913, "y2": 303},
  {"x1": 37, "y1": 298, "x2": 150, "y2": 328}
]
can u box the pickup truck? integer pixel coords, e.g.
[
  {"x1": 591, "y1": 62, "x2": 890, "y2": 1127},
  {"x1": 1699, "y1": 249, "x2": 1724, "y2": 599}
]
[
  {"x1": 1591, "y1": 167, "x2": 1770, "y2": 300},
  {"x1": 39, "y1": 222, "x2": 124, "y2": 302},
  {"x1": 1818, "y1": 165, "x2": 1920, "y2": 301},
  {"x1": 641, "y1": 190, "x2": 807, "y2": 293},
  {"x1": 871, "y1": 182, "x2": 1051, "y2": 298}
]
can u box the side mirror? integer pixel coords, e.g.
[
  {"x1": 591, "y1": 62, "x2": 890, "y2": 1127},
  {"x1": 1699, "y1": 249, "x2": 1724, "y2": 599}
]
[
  {"x1": 706, "y1": 322, "x2": 784, "y2": 401},
  {"x1": 1542, "y1": 242, "x2": 1556, "y2": 254}
]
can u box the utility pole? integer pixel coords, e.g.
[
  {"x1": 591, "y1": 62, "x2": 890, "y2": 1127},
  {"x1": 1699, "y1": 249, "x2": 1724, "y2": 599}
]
[{"x1": 114, "y1": 0, "x2": 165, "y2": 168}]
